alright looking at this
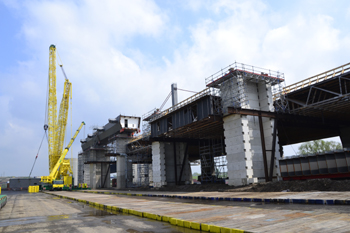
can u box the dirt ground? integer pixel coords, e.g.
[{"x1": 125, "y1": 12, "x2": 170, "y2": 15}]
[{"x1": 128, "y1": 179, "x2": 350, "y2": 192}]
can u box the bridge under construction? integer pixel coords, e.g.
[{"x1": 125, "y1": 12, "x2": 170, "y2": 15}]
[{"x1": 78, "y1": 62, "x2": 350, "y2": 189}]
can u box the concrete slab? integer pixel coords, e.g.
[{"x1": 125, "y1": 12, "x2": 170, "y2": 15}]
[
  {"x1": 0, "y1": 191, "x2": 192, "y2": 233},
  {"x1": 82, "y1": 189, "x2": 350, "y2": 205},
  {"x1": 51, "y1": 190, "x2": 350, "y2": 232}
]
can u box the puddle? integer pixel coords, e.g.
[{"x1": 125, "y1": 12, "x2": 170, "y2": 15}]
[
  {"x1": 126, "y1": 229, "x2": 155, "y2": 233},
  {"x1": 47, "y1": 215, "x2": 70, "y2": 221},
  {"x1": 78, "y1": 207, "x2": 121, "y2": 217},
  {"x1": 0, "y1": 214, "x2": 72, "y2": 227},
  {"x1": 0, "y1": 216, "x2": 46, "y2": 227}
]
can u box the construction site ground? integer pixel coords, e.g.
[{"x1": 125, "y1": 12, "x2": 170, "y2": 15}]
[
  {"x1": 47, "y1": 190, "x2": 350, "y2": 232},
  {"x1": 129, "y1": 179, "x2": 350, "y2": 192},
  {"x1": 2, "y1": 188, "x2": 350, "y2": 232},
  {"x1": 0, "y1": 191, "x2": 193, "y2": 233}
]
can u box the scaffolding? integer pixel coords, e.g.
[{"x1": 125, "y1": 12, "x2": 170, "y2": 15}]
[
  {"x1": 214, "y1": 155, "x2": 227, "y2": 180},
  {"x1": 132, "y1": 163, "x2": 151, "y2": 187},
  {"x1": 199, "y1": 138, "x2": 226, "y2": 183},
  {"x1": 206, "y1": 62, "x2": 287, "y2": 113},
  {"x1": 142, "y1": 109, "x2": 155, "y2": 137},
  {"x1": 125, "y1": 134, "x2": 152, "y2": 187}
]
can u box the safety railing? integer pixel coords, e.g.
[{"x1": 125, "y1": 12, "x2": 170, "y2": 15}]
[
  {"x1": 145, "y1": 88, "x2": 218, "y2": 123},
  {"x1": 276, "y1": 62, "x2": 350, "y2": 97},
  {"x1": 127, "y1": 133, "x2": 151, "y2": 144},
  {"x1": 205, "y1": 62, "x2": 284, "y2": 87}
]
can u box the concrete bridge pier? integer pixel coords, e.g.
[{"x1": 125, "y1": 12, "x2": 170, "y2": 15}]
[
  {"x1": 152, "y1": 141, "x2": 167, "y2": 187},
  {"x1": 117, "y1": 155, "x2": 126, "y2": 189},
  {"x1": 81, "y1": 149, "x2": 110, "y2": 189},
  {"x1": 151, "y1": 141, "x2": 192, "y2": 187},
  {"x1": 223, "y1": 80, "x2": 281, "y2": 186}
]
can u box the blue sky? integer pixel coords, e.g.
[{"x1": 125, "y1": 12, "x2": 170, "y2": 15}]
[{"x1": 1, "y1": 0, "x2": 350, "y2": 177}]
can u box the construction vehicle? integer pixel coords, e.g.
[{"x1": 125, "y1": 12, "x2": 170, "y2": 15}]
[
  {"x1": 40, "y1": 44, "x2": 79, "y2": 191},
  {"x1": 41, "y1": 122, "x2": 85, "y2": 190}
]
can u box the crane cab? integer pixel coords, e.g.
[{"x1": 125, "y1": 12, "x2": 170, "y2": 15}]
[
  {"x1": 52, "y1": 180, "x2": 64, "y2": 190},
  {"x1": 52, "y1": 176, "x2": 72, "y2": 191}
]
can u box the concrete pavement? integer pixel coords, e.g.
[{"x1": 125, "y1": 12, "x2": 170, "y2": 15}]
[
  {"x1": 79, "y1": 189, "x2": 350, "y2": 205},
  {"x1": 49, "y1": 190, "x2": 350, "y2": 232},
  {"x1": 0, "y1": 191, "x2": 195, "y2": 233}
]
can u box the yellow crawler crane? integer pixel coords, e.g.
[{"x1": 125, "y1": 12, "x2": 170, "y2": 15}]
[
  {"x1": 47, "y1": 44, "x2": 72, "y2": 175},
  {"x1": 41, "y1": 122, "x2": 85, "y2": 190},
  {"x1": 41, "y1": 44, "x2": 75, "y2": 190}
]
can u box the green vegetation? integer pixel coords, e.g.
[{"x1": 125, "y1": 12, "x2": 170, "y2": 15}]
[
  {"x1": 298, "y1": 140, "x2": 342, "y2": 155},
  {"x1": 192, "y1": 172, "x2": 200, "y2": 180}
]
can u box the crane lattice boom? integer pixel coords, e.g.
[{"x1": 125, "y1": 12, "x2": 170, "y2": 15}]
[{"x1": 47, "y1": 44, "x2": 72, "y2": 175}]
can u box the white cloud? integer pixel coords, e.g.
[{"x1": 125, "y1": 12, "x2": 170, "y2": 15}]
[
  {"x1": 2, "y1": 0, "x2": 350, "y2": 175},
  {"x1": 21, "y1": 0, "x2": 166, "y2": 46},
  {"x1": 164, "y1": 1, "x2": 349, "y2": 89}
]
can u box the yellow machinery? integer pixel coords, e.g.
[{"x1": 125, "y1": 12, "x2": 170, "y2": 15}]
[
  {"x1": 47, "y1": 44, "x2": 72, "y2": 176},
  {"x1": 41, "y1": 44, "x2": 80, "y2": 190},
  {"x1": 41, "y1": 121, "x2": 85, "y2": 190}
]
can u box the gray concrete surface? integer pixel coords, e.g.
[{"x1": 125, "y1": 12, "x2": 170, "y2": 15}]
[
  {"x1": 90, "y1": 189, "x2": 350, "y2": 204},
  {"x1": 56, "y1": 190, "x2": 350, "y2": 232},
  {"x1": 0, "y1": 191, "x2": 200, "y2": 232}
]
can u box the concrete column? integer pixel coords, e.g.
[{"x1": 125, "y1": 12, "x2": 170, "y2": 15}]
[
  {"x1": 224, "y1": 114, "x2": 255, "y2": 186},
  {"x1": 83, "y1": 163, "x2": 90, "y2": 185},
  {"x1": 89, "y1": 164, "x2": 96, "y2": 188},
  {"x1": 148, "y1": 164, "x2": 153, "y2": 185},
  {"x1": 164, "y1": 142, "x2": 176, "y2": 185},
  {"x1": 223, "y1": 81, "x2": 281, "y2": 186},
  {"x1": 81, "y1": 149, "x2": 110, "y2": 189},
  {"x1": 78, "y1": 153, "x2": 84, "y2": 184},
  {"x1": 101, "y1": 162, "x2": 110, "y2": 188},
  {"x1": 152, "y1": 141, "x2": 167, "y2": 187},
  {"x1": 176, "y1": 142, "x2": 192, "y2": 184},
  {"x1": 117, "y1": 155, "x2": 126, "y2": 189},
  {"x1": 70, "y1": 158, "x2": 78, "y2": 186},
  {"x1": 133, "y1": 164, "x2": 138, "y2": 184},
  {"x1": 127, "y1": 158, "x2": 133, "y2": 187},
  {"x1": 88, "y1": 150, "x2": 97, "y2": 189},
  {"x1": 116, "y1": 138, "x2": 130, "y2": 154}
]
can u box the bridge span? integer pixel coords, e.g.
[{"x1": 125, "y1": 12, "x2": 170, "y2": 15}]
[{"x1": 78, "y1": 62, "x2": 350, "y2": 189}]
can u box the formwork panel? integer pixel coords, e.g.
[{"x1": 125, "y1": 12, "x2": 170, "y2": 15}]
[
  {"x1": 326, "y1": 154, "x2": 338, "y2": 174},
  {"x1": 317, "y1": 155, "x2": 328, "y2": 174},
  {"x1": 309, "y1": 156, "x2": 319, "y2": 175},
  {"x1": 293, "y1": 158, "x2": 302, "y2": 176},
  {"x1": 279, "y1": 160, "x2": 288, "y2": 177},
  {"x1": 335, "y1": 153, "x2": 349, "y2": 173},
  {"x1": 286, "y1": 160, "x2": 295, "y2": 177},
  {"x1": 300, "y1": 157, "x2": 311, "y2": 175},
  {"x1": 345, "y1": 152, "x2": 350, "y2": 171}
]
